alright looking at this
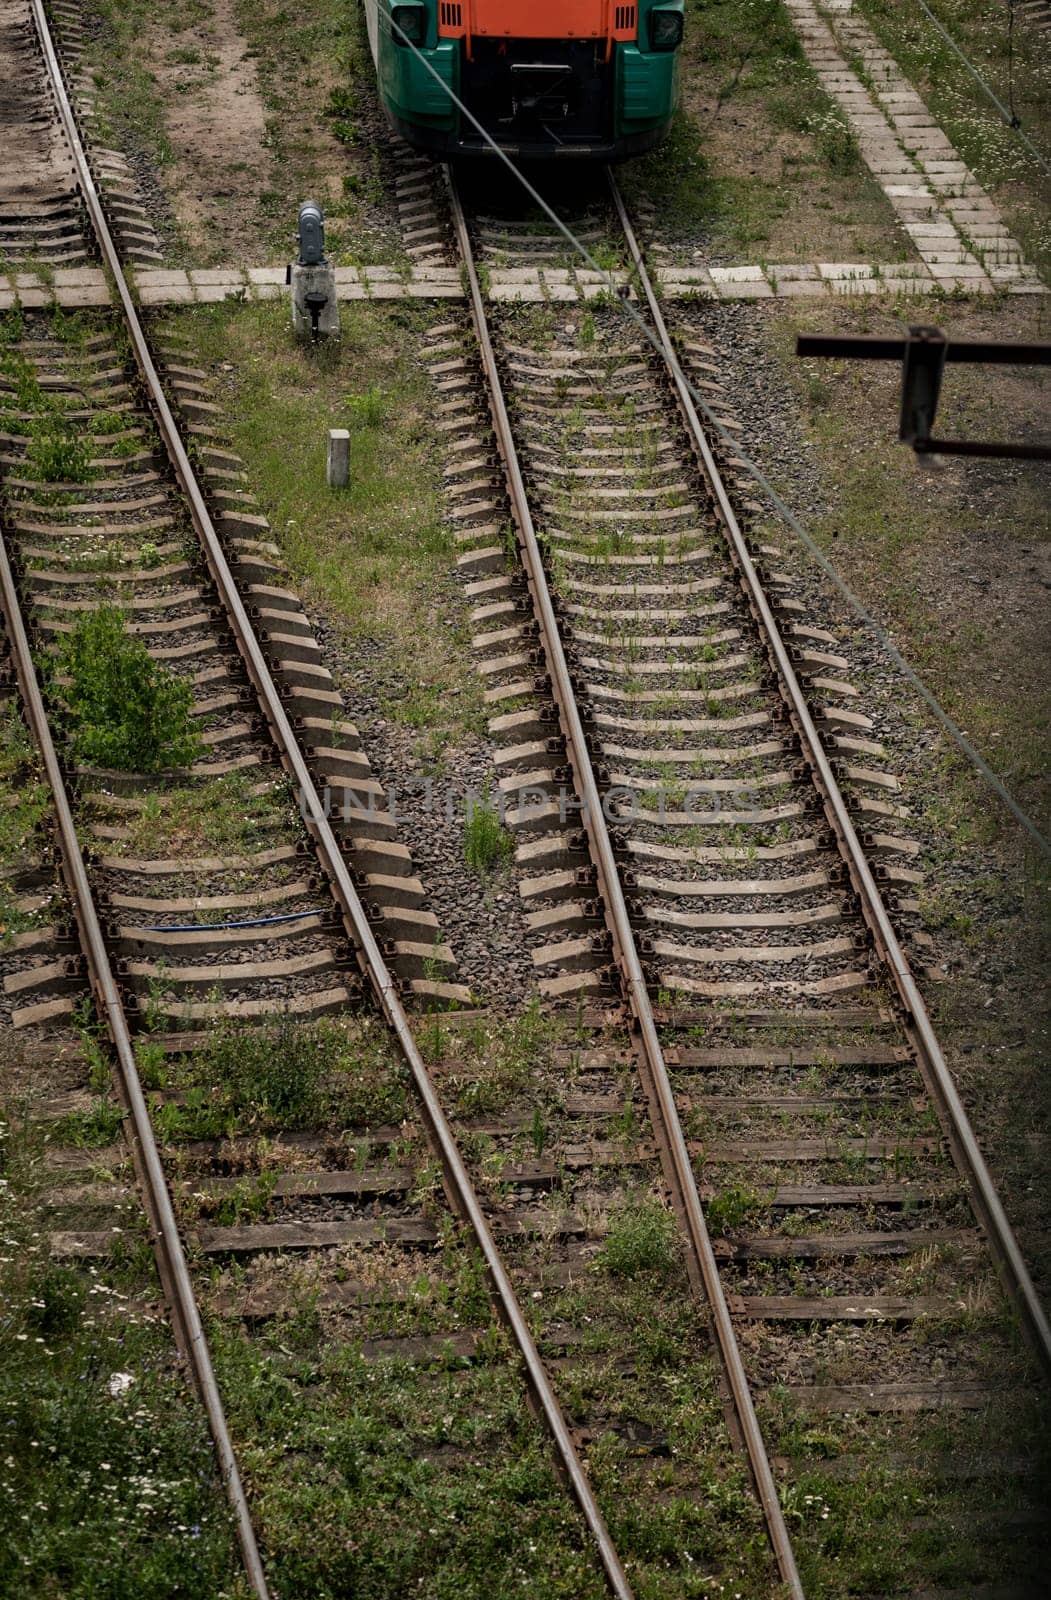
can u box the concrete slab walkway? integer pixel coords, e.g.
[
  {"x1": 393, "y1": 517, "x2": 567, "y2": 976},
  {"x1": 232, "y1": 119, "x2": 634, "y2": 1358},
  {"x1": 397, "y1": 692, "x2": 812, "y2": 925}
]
[{"x1": 3, "y1": 255, "x2": 1045, "y2": 312}]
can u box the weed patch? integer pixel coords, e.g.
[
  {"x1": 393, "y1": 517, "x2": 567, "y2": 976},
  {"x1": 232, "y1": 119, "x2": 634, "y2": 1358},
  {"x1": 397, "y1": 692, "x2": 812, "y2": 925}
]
[
  {"x1": 161, "y1": 1017, "x2": 410, "y2": 1138},
  {"x1": 705, "y1": 1182, "x2": 766, "y2": 1235},
  {"x1": 25, "y1": 424, "x2": 95, "y2": 484},
  {"x1": 858, "y1": 0, "x2": 1050, "y2": 281},
  {"x1": 600, "y1": 1200, "x2": 679, "y2": 1277},
  {"x1": 52, "y1": 1099, "x2": 125, "y2": 1150},
  {"x1": 107, "y1": 772, "x2": 293, "y2": 859},
  {"x1": 55, "y1": 607, "x2": 201, "y2": 774},
  {"x1": 206, "y1": 1317, "x2": 608, "y2": 1599},
  {"x1": 620, "y1": 0, "x2": 906, "y2": 262},
  {"x1": 463, "y1": 792, "x2": 513, "y2": 877}
]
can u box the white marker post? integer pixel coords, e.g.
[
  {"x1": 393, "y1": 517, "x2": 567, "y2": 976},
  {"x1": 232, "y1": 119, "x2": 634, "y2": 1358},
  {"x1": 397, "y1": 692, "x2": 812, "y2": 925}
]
[{"x1": 327, "y1": 429, "x2": 350, "y2": 489}]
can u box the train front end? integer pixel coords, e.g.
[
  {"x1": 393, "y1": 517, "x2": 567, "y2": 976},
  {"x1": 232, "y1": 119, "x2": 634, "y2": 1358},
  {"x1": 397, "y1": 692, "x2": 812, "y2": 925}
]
[{"x1": 367, "y1": 0, "x2": 684, "y2": 161}]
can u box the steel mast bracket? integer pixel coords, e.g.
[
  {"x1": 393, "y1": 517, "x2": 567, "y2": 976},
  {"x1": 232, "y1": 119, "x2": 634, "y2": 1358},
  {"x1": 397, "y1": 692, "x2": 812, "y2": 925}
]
[{"x1": 796, "y1": 328, "x2": 1051, "y2": 460}]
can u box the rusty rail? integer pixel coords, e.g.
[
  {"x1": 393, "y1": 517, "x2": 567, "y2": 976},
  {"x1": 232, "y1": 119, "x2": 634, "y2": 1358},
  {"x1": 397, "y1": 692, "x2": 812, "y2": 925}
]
[
  {"x1": 444, "y1": 165, "x2": 807, "y2": 1600},
  {"x1": 609, "y1": 172, "x2": 1051, "y2": 1383},
  {"x1": 26, "y1": 4, "x2": 637, "y2": 1596}
]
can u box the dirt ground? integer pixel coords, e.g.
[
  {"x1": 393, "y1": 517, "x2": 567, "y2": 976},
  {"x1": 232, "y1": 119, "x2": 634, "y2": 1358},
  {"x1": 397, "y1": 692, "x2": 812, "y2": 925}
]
[
  {"x1": 135, "y1": 0, "x2": 274, "y2": 260},
  {"x1": 770, "y1": 296, "x2": 1050, "y2": 830},
  {"x1": 680, "y1": 79, "x2": 914, "y2": 265},
  {"x1": 82, "y1": 0, "x2": 403, "y2": 264}
]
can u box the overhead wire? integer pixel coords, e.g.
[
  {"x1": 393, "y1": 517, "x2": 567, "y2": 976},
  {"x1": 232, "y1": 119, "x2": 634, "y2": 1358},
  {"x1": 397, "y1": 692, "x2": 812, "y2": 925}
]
[{"x1": 374, "y1": 11, "x2": 1051, "y2": 859}]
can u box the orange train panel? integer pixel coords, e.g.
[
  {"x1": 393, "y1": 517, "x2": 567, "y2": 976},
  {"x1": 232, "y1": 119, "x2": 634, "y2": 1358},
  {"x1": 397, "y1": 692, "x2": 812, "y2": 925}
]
[{"x1": 438, "y1": 1, "x2": 638, "y2": 42}]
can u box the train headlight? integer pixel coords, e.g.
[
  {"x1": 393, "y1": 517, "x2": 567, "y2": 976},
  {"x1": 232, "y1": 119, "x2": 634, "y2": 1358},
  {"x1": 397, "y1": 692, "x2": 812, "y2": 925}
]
[
  {"x1": 391, "y1": 3, "x2": 427, "y2": 47},
  {"x1": 649, "y1": 7, "x2": 684, "y2": 49}
]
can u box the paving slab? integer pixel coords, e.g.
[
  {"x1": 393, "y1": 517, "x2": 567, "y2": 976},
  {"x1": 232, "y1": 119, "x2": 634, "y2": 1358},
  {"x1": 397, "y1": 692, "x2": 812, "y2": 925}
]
[
  {"x1": 716, "y1": 279, "x2": 774, "y2": 298},
  {"x1": 192, "y1": 284, "x2": 247, "y2": 303},
  {"x1": 817, "y1": 262, "x2": 875, "y2": 279},
  {"x1": 190, "y1": 269, "x2": 246, "y2": 286},
  {"x1": 137, "y1": 282, "x2": 195, "y2": 306},
  {"x1": 710, "y1": 264, "x2": 768, "y2": 283},
  {"x1": 767, "y1": 263, "x2": 821, "y2": 281},
  {"x1": 773, "y1": 278, "x2": 833, "y2": 297}
]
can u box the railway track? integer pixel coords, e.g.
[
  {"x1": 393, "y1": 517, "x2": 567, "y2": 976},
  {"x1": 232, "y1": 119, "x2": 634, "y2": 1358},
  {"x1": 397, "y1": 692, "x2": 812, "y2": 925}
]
[
  {"x1": 0, "y1": 0, "x2": 161, "y2": 272},
  {"x1": 3, "y1": 6, "x2": 800, "y2": 1598},
  {"x1": 2, "y1": 2, "x2": 1048, "y2": 1596},
  {"x1": 423, "y1": 165, "x2": 1051, "y2": 1592}
]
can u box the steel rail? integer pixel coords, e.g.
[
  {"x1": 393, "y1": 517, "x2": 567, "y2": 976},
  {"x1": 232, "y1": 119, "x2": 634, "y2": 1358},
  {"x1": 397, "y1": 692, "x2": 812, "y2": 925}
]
[
  {"x1": 444, "y1": 166, "x2": 806, "y2": 1600},
  {"x1": 0, "y1": 531, "x2": 272, "y2": 1599},
  {"x1": 609, "y1": 173, "x2": 1051, "y2": 1381},
  {"x1": 27, "y1": 7, "x2": 634, "y2": 1596}
]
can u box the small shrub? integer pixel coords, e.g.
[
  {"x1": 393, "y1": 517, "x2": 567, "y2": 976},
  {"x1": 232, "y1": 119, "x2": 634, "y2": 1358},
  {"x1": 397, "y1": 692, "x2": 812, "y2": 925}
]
[
  {"x1": 53, "y1": 1098, "x2": 124, "y2": 1148},
  {"x1": 0, "y1": 303, "x2": 25, "y2": 345},
  {"x1": 600, "y1": 1200, "x2": 678, "y2": 1277},
  {"x1": 206, "y1": 1016, "x2": 330, "y2": 1127},
  {"x1": 195, "y1": 1019, "x2": 407, "y2": 1133},
  {"x1": 808, "y1": 109, "x2": 860, "y2": 173},
  {"x1": 86, "y1": 409, "x2": 132, "y2": 436},
  {"x1": 345, "y1": 385, "x2": 385, "y2": 428},
  {"x1": 106, "y1": 433, "x2": 143, "y2": 459},
  {"x1": 463, "y1": 792, "x2": 513, "y2": 877},
  {"x1": 326, "y1": 85, "x2": 361, "y2": 144},
  {"x1": 26, "y1": 425, "x2": 94, "y2": 483},
  {"x1": 56, "y1": 607, "x2": 201, "y2": 773},
  {"x1": 212, "y1": 1172, "x2": 277, "y2": 1226},
  {"x1": 2, "y1": 352, "x2": 42, "y2": 410},
  {"x1": 705, "y1": 1183, "x2": 764, "y2": 1236}
]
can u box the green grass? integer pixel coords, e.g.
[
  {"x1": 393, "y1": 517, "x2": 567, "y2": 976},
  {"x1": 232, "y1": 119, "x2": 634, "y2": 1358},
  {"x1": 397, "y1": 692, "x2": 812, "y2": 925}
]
[
  {"x1": 599, "y1": 1200, "x2": 680, "y2": 1277},
  {"x1": 164, "y1": 299, "x2": 485, "y2": 762},
  {"x1": 0, "y1": 1116, "x2": 246, "y2": 1598},
  {"x1": 703, "y1": 1182, "x2": 767, "y2": 1236},
  {"x1": 421, "y1": 1000, "x2": 559, "y2": 1117},
  {"x1": 765, "y1": 1394, "x2": 1051, "y2": 1595},
  {"x1": 204, "y1": 1301, "x2": 609, "y2": 1600},
  {"x1": 77, "y1": 1, "x2": 180, "y2": 253},
  {"x1": 141, "y1": 1016, "x2": 617, "y2": 1597},
  {"x1": 24, "y1": 425, "x2": 95, "y2": 484},
  {"x1": 171, "y1": 1008, "x2": 780, "y2": 1599},
  {"x1": 51, "y1": 1099, "x2": 126, "y2": 1150},
  {"x1": 102, "y1": 772, "x2": 296, "y2": 859},
  {"x1": 0, "y1": 702, "x2": 50, "y2": 946}
]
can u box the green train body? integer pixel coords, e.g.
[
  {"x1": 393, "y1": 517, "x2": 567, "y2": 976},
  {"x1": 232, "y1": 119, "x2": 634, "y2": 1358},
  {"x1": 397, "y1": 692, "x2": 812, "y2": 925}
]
[{"x1": 364, "y1": 0, "x2": 683, "y2": 161}]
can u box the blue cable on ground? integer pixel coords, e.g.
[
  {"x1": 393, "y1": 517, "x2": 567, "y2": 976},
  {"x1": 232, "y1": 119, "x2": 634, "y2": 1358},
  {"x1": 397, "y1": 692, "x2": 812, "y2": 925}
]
[{"x1": 138, "y1": 910, "x2": 319, "y2": 934}]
